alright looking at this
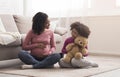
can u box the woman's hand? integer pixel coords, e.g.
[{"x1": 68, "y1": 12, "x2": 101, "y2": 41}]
[{"x1": 38, "y1": 42, "x2": 47, "y2": 49}]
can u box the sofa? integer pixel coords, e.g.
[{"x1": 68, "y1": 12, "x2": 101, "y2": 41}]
[{"x1": 0, "y1": 14, "x2": 68, "y2": 61}]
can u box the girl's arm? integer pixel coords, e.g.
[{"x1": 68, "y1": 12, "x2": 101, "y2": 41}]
[
  {"x1": 62, "y1": 37, "x2": 74, "y2": 54},
  {"x1": 83, "y1": 46, "x2": 88, "y2": 57},
  {"x1": 62, "y1": 38, "x2": 71, "y2": 54}
]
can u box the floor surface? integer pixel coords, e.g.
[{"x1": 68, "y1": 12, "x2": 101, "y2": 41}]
[
  {"x1": 91, "y1": 68, "x2": 120, "y2": 77},
  {"x1": 0, "y1": 55, "x2": 120, "y2": 77}
]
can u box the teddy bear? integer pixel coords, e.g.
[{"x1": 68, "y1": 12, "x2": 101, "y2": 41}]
[{"x1": 63, "y1": 36, "x2": 88, "y2": 63}]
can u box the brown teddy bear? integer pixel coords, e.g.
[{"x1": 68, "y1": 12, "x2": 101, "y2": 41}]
[{"x1": 63, "y1": 36, "x2": 88, "y2": 63}]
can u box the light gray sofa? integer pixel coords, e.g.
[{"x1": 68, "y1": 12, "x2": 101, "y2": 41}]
[{"x1": 0, "y1": 14, "x2": 67, "y2": 61}]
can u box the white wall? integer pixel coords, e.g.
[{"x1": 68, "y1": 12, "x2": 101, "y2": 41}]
[
  {"x1": 1, "y1": 0, "x2": 120, "y2": 16},
  {"x1": 62, "y1": 16, "x2": 120, "y2": 55},
  {"x1": 24, "y1": 0, "x2": 120, "y2": 17},
  {"x1": 0, "y1": 0, "x2": 23, "y2": 15},
  {"x1": 85, "y1": 16, "x2": 120, "y2": 54},
  {"x1": 85, "y1": 0, "x2": 120, "y2": 16}
]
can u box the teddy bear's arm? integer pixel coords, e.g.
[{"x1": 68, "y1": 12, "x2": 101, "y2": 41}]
[
  {"x1": 66, "y1": 43, "x2": 75, "y2": 52},
  {"x1": 82, "y1": 48, "x2": 88, "y2": 55}
]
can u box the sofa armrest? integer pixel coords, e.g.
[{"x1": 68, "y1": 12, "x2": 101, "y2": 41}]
[{"x1": 54, "y1": 27, "x2": 68, "y2": 36}]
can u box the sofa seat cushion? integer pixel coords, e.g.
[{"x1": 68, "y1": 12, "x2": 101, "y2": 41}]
[
  {"x1": 0, "y1": 32, "x2": 21, "y2": 46},
  {"x1": 0, "y1": 39, "x2": 21, "y2": 47}
]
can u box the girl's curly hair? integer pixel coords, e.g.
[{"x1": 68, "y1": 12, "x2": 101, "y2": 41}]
[{"x1": 70, "y1": 22, "x2": 91, "y2": 38}]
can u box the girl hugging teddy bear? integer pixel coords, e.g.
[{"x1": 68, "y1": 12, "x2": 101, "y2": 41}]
[{"x1": 59, "y1": 22, "x2": 98, "y2": 68}]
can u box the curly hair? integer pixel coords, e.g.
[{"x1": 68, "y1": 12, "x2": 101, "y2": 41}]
[
  {"x1": 70, "y1": 22, "x2": 91, "y2": 38},
  {"x1": 32, "y1": 12, "x2": 48, "y2": 35}
]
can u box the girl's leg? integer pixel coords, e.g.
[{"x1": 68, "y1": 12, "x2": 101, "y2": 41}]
[
  {"x1": 71, "y1": 58, "x2": 98, "y2": 68},
  {"x1": 58, "y1": 58, "x2": 72, "y2": 68},
  {"x1": 18, "y1": 50, "x2": 39, "y2": 65},
  {"x1": 33, "y1": 53, "x2": 61, "y2": 69}
]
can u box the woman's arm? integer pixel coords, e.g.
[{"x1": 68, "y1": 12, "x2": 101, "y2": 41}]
[
  {"x1": 49, "y1": 32, "x2": 56, "y2": 53},
  {"x1": 22, "y1": 30, "x2": 38, "y2": 50}
]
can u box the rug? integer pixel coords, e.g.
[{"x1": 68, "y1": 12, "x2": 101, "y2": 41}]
[{"x1": 0, "y1": 55, "x2": 120, "y2": 77}]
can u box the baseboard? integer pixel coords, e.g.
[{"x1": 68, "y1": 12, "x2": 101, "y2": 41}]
[
  {"x1": 0, "y1": 59, "x2": 23, "y2": 68},
  {"x1": 89, "y1": 52, "x2": 120, "y2": 58}
]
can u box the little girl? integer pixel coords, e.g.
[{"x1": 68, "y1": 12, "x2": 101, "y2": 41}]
[{"x1": 59, "y1": 22, "x2": 98, "y2": 68}]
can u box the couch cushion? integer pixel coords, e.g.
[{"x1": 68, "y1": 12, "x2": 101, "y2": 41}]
[
  {"x1": 0, "y1": 39, "x2": 21, "y2": 47},
  {"x1": 54, "y1": 33, "x2": 62, "y2": 44},
  {"x1": 49, "y1": 20, "x2": 59, "y2": 32},
  {"x1": 0, "y1": 14, "x2": 19, "y2": 32},
  {"x1": 13, "y1": 15, "x2": 32, "y2": 34},
  {"x1": 54, "y1": 27, "x2": 68, "y2": 36},
  {"x1": 0, "y1": 32, "x2": 21, "y2": 46}
]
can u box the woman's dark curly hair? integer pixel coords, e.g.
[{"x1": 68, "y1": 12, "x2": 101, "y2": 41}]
[
  {"x1": 32, "y1": 12, "x2": 48, "y2": 35},
  {"x1": 70, "y1": 22, "x2": 91, "y2": 38}
]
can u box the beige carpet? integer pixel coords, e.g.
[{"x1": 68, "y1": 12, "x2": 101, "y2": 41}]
[{"x1": 0, "y1": 55, "x2": 120, "y2": 77}]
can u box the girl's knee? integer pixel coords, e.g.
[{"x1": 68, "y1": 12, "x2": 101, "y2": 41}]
[
  {"x1": 58, "y1": 58, "x2": 72, "y2": 68},
  {"x1": 71, "y1": 58, "x2": 81, "y2": 67}
]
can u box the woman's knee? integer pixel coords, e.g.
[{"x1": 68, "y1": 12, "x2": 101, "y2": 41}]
[
  {"x1": 18, "y1": 50, "x2": 28, "y2": 58},
  {"x1": 50, "y1": 53, "x2": 61, "y2": 61}
]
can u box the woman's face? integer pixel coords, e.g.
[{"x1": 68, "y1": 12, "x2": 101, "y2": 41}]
[
  {"x1": 71, "y1": 28, "x2": 79, "y2": 38},
  {"x1": 45, "y1": 19, "x2": 50, "y2": 29}
]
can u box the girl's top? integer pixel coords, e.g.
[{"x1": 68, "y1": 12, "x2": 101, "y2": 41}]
[{"x1": 62, "y1": 37, "x2": 88, "y2": 56}]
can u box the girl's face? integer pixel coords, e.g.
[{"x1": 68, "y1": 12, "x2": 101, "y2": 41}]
[
  {"x1": 71, "y1": 28, "x2": 79, "y2": 38},
  {"x1": 45, "y1": 19, "x2": 50, "y2": 29}
]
